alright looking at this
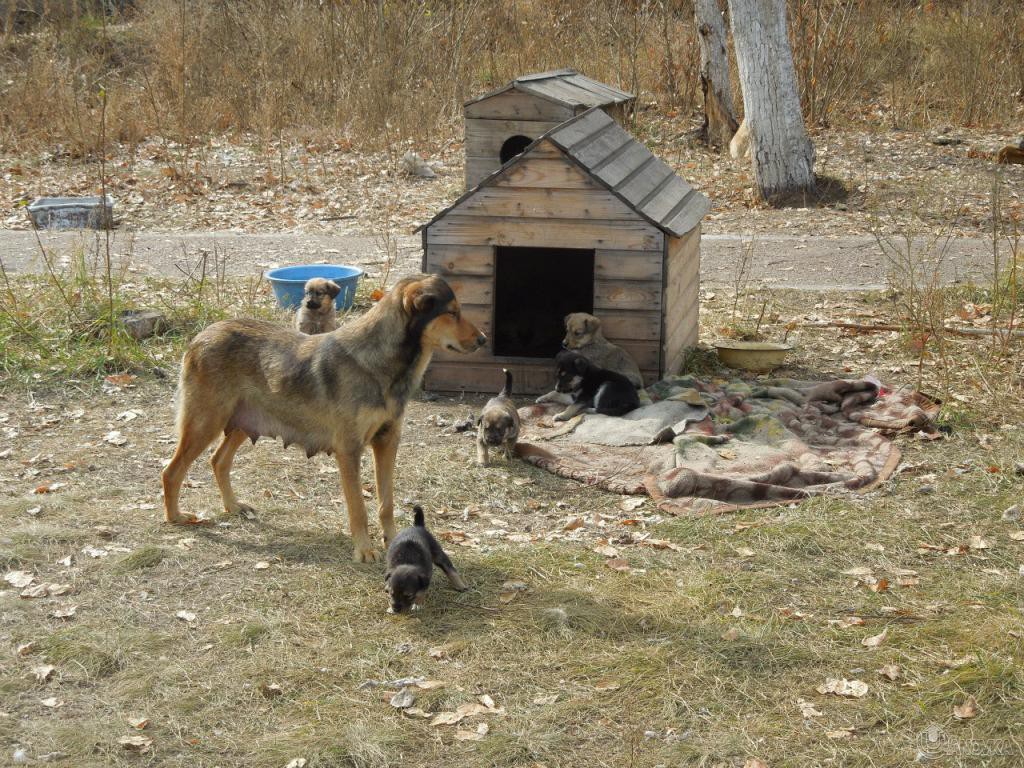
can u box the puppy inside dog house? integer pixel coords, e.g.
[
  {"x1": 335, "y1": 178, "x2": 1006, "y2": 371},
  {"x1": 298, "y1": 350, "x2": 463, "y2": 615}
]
[{"x1": 418, "y1": 70, "x2": 710, "y2": 394}]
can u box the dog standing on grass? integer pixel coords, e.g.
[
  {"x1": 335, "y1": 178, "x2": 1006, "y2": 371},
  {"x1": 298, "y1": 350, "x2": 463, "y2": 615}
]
[
  {"x1": 161, "y1": 274, "x2": 486, "y2": 563},
  {"x1": 476, "y1": 368, "x2": 519, "y2": 466},
  {"x1": 295, "y1": 277, "x2": 341, "y2": 334},
  {"x1": 384, "y1": 505, "x2": 468, "y2": 614}
]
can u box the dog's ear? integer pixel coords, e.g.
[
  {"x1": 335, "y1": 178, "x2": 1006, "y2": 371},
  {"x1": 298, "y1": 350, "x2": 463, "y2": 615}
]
[
  {"x1": 573, "y1": 355, "x2": 589, "y2": 373},
  {"x1": 402, "y1": 282, "x2": 437, "y2": 315},
  {"x1": 417, "y1": 574, "x2": 429, "y2": 591},
  {"x1": 383, "y1": 570, "x2": 392, "y2": 583},
  {"x1": 585, "y1": 315, "x2": 600, "y2": 334},
  {"x1": 476, "y1": 414, "x2": 482, "y2": 426},
  {"x1": 325, "y1": 281, "x2": 341, "y2": 299}
]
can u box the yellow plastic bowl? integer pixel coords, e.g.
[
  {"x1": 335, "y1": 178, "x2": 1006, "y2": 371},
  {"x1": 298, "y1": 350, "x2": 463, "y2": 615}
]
[{"x1": 714, "y1": 341, "x2": 793, "y2": 372}]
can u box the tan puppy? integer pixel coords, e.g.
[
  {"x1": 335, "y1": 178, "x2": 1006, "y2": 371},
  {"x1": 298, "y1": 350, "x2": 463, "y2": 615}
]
[
  {"x1": 563, "y1": 312, "x2": 643, "y2": 389},
  {"x1": 161, "y1": 274, "x2": 486, "y2": 563},
  {"x1": 476, "y1": 368, "x2": 519, "y2": 466},
  {"x1": 295, "y1": 277, "x2": 341, "y2": 334},
  {"x1": 729, "y1": 118, "x2": 750, "y2": 160}
]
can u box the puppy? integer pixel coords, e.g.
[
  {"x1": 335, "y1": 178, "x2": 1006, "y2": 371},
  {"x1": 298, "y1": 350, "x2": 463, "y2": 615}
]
[
  {"x1": 294, "y1": 277, "x2": 341, "y2": 334},
  {"x1": 476, "y1": 368, "x2": 520, "y2": 466},
  {"x1": 562, "y1": 312, "x2": 643, "y2": 388},
  {"x1": 551, "y1": 350, "x2": 640, "y2": 422},
  {"x1": 384, "y1": 505, "x2": 468, "y2": 614}
]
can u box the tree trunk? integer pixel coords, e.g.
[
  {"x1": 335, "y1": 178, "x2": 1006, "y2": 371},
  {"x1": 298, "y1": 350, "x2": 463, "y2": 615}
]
[
  {"x1": 727, "y1": 0, "x2": 816, "y2": 203},
  {"x1": 694, "y1": 0, "x2": 738, "y2": 149}
]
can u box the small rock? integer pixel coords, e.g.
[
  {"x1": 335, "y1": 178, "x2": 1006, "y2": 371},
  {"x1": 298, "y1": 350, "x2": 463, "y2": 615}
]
[
  {"x1": 119, "y1": 310, "x2": 167, "y2": 341},
  {"x1": 930, "y1": 136, "x2": 964, "y2": 146},
  {"x1": 1014, "y1": 462, "x2": 1024, "y2": 477},
  {"x1": 917, "y1": 484, "x2": 936, "y2": 495},
  {"x1": 1002, "y1": 505, "x2": 1021, "y2": 522},
  {"x1": 449, "y1": 419, "x2": 474, "y2": 433}
]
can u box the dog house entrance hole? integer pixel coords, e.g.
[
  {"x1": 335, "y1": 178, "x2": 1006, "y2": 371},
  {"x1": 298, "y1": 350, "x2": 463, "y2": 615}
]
[
  {"x1": 500, "y1": 135, "x2": 532, "y2": 164},
  {"x1": 493, "y1": 246, "x2": 594, "y2": 358}
]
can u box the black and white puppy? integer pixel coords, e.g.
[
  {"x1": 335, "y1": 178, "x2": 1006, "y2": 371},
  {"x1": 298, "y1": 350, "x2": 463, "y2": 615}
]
[
  {"x1": 476, "y1": 368, "x2": 520, "y2": 466},
  {"x1": 551, "y1": 350, "x2": 640, "y2": 422},
  {"x1": 384, "y1": 505, "x2": 468, "y2": 614}
]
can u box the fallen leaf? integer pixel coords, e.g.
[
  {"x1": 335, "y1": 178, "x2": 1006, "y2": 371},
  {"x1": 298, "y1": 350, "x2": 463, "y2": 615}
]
[
  {"x1": 953, "y1": 695, "x2": 978, "y2": 720},
  {"x1": 643, "y1": 538, "x2": 682, "y2": 551},
  {"x1": 862, "y1": 628, "x2": 888, "y2": 648},
  {"x1": 16, "y1": 642, "x2": 35, "y2": 656},
  {"x1": 40, "y1": 696, "x2": 64, "y2": 709},
  {"x1": 533, "y1": 694, "x2": 558, "y2": 705},
  {"x1": 4, "y1": 570, "x2": 34, "y2": 588},
  {"x1": 104, "y1": 373, "x2": 137, "y2": 388},
  {"x1": 817, "y1": 678, "x2": 869, "y2": 698},
  {"x1": 20, "y1": 583, "x2": 49, "y2": 598},
  {"x1": 428, "y1": 646, "x2": 448, "y2": 660},
  {"x1": 401, "y1": 707, "x2": 431, "y2": 719},
  {"x1": 721, "y1": 627, "x2": 741, "y2": 641},
  {"x1": 497, "y1": 581, "x2": 528, "y2": 606},
  {"x1": 826, "y1": 728, "x2": 856, "y2": 740},
  {"x1": 940, "y1": 654, "x2": 978, "y2": 669},
  {"x1": 478, "y1": 694, "x2": 496, "y2": 709},
  {"x1": 867, "y1": 578, "x2": 890, "y2": 593},
  {"x1": 735, "y1": 547, "x2": 755, "y2": 558},
  {"x1": 797, "y1": 698, "x2": 823, "y2": 718},
  {"x1": 32, "y1": 664, "x2": 55, "y2": 682},
  {"x1": 832, "y1": 616, "x2": 865, "y2": 629},
  {"x1": 175, "y1": 610, "x2": 197, "y2": 623},
  {"x1": 968, "y1": 536, "x2": 991, "y2": 550},
  {"x1": 81, "y1": 546, "x2": 108, "y2": 558},
  {"x1": 47, "y1": 583, "x2": 72, "y2": 596},
  {"x1": 592, "y1": 544, "x2": 619, "y2": 558},
  {"x1": 50, "y1": 605, "x2": 77, "y2": 620},
  {"x1": 877, "y1": 664, "x2": 900, "y2": 681},
  {"x1": 104, "y1": 430, "x2": 128, "y2": 446},
  {"x1": 118, "y1": 735, "x2": 153, "y2": 753},
  {"x1": 620, "y1": 497, "x2": 645, "y2": 512},
  {"x1": 253, "y1": 561, "x2": 271, "y2": 570},
  {"x1": 605, "y1": 558, "x2": 631, "y2": 573},
  {"x1": 390, "y1": 687, "x2": 416, "y2": 709},
  {"x1": 730, "y1": 605, "x2": 744, "y2": 618},
  {"x1": 563, "y1": 517, "x2": 584, "y2": 531},
  {"x1": 594, "y1": 680, "x2": 620, "y2": 691},
  {"x1": 430, "y1": 711, "x2": 466, "y2": 726},
  {"x1": 1008, "y1": 531, "x2": 1024, "y2": 542},
  {"x1": 454, "y1": 722, "x2": 489, "y2": 741},
  {"x1": 128, "y1": 716, "x2": 149, "y2": 730}
]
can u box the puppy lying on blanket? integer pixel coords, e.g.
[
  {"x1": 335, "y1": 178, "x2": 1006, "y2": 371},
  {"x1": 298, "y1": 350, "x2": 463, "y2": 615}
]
[
  {"x1": 563, "y1": 312, "x2": 643, "y2": 389},
  {"x1": 551, "y1": 350, "x2": 640, "y2": 422}
]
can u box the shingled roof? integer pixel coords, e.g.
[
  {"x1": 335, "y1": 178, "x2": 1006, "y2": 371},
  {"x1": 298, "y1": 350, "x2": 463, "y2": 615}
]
[
  {"x1": 420, "y1": 108, "x2": 710, "y2": 237},
  {"x1": 465, "y1": 69, "x2": 634, "y2": 111}
]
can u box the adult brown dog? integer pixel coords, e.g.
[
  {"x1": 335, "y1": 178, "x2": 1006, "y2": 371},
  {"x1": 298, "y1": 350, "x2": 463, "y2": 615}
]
[{"x1": 161, "y1": 274, "x2": 486, "y2": 562}]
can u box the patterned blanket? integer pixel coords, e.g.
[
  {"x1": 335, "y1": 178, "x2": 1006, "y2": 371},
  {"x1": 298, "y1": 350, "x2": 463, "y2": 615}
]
[{"x1": 515, "y1": 376, "x2": 939, "y2": 515}]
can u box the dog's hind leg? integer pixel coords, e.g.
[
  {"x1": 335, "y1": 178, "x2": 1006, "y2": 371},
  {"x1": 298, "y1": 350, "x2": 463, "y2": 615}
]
[
  {"x1": 371, "y1": 423, "x2": 401, "y2": 546},
  {"x1": 211, "y1": 428, "x2": 253, "y2": 516},
  {"x1": 336, "y1": 449, "x2": 377, "y2": 562},
  {"x1": 432, "y1": 547, "x2": 469, "y2": 591},
  {"x1": 162, "y1": 411, "x2": 224, "y2": 524}
]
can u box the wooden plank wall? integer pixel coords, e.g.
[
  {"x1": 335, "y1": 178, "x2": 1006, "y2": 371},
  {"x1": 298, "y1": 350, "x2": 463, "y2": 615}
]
[
  {"x1": 464, "y1": 97, "x2": 570, "y2": 188},
  {"x1": 425, "y1": 143, "x2": 666, "y2": 394},
  {"x1": 662, "y1": 225, "x2": 701, "y2": 376}
]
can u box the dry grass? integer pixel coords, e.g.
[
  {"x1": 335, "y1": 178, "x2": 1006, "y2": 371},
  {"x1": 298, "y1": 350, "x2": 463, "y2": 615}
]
[
  {"x1": 1, "y1": 1, "x2": 1023, "y2": 156},
  {"x1": 1, "y1": 276, "x2": 1023, "y2": 766}
]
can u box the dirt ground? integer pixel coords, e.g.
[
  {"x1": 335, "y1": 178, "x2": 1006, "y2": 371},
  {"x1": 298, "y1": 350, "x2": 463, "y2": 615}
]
[{"x1": 1, "y1": 287, "x2": 1022, "y2": 767}]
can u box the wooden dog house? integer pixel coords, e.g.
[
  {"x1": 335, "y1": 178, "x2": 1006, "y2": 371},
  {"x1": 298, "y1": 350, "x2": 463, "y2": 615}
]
[
  {"x1": 419, "y1": 107, "x2": 710, "y2": 394},
  {"x1": 463, "y1": 69, "x2": 635, "y2": 189}
]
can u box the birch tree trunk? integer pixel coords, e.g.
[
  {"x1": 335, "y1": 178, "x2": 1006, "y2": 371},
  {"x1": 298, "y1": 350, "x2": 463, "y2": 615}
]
[
  {"x1": 727, "y1": 0, "x2": 816, "y2": 202},
  {"x1": 694, "y1": 0, "x2": 738, "y2": 149}
]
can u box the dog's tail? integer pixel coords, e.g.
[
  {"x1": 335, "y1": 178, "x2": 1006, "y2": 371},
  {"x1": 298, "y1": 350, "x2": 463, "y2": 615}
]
[
  {"x1": 500, "y1": 368, "x2": 513, "y2": 397},
  {"x1": 412, "y1": 505, "x2": 425, "y2": 527}
]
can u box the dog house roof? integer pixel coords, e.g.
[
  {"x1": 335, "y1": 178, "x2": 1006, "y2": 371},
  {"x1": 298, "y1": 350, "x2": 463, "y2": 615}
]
[
  {"x1": 420, "y1": 108, "x2": 710, "y2": 237},
  {"x1": 464, "y1": 69, "x2": 635, "y2": 110}
]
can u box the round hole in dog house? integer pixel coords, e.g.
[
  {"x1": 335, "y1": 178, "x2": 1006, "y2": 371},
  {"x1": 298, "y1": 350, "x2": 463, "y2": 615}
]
[{"x1": 500, "y1": 135, "x2": 532, "y2": 164}]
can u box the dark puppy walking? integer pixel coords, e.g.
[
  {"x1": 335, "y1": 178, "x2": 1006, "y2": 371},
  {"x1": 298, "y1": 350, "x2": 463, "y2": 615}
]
[
  {"x1": 385, "y1": 506, "x2": 468, "y2": 614},
  {"x1": 476, "y1": 368, "x2": 520, "y2": 466},
  {"x1": 551, "y1": 350, "x2": 640, "y2": 422}
]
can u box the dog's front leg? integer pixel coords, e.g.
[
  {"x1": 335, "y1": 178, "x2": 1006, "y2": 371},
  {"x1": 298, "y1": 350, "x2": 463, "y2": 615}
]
[
  {"x1": 553, "y1": 401, "x2": 587, "y2": 422},
  {"x1": 371, "y1": 423, "x2": 400, "y2": 547},
  {"x1": 475, "y1": 435, "x2": 489, "y2": 467},
  {"x1": 335, "y1": 449, "x2": 377, "y2": 563}
]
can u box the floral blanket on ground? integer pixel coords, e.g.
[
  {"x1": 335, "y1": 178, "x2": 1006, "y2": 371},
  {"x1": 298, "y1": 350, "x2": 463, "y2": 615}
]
[{"x1": 514, "y1": 376, "x2": 939, "y2": 515}]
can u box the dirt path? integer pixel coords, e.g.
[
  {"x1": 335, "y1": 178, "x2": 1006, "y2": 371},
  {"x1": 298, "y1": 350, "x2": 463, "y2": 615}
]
[{"x1": 0, "y1": 229, "x2": 999, "y2": 290}]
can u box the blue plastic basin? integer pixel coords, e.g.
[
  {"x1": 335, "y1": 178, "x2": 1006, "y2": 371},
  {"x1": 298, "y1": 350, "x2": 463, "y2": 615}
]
[{"x1": 266, "y1": 264, "x2": 364, "y2": 311}]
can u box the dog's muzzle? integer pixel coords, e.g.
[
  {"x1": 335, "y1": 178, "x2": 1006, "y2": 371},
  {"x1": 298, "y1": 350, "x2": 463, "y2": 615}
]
[
  {"x1": 475, "y1": 333, "x2": 487, "y2": 348},
  {"x1": 305, "y1": 300, "x2": 319, "y2": 310}
]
